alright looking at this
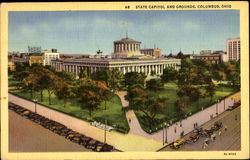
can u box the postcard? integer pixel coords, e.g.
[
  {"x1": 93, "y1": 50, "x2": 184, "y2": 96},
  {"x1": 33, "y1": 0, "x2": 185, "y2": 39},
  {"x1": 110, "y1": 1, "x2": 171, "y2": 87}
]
[{"x1": 1, "y1": 1, "x2": 249, "y2": 160}]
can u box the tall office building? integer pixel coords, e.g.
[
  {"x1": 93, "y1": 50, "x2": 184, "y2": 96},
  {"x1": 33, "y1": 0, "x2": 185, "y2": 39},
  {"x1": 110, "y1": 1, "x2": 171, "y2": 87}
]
[{"x1": 226, "y1": 38, "x2": 240, "y2": 61}]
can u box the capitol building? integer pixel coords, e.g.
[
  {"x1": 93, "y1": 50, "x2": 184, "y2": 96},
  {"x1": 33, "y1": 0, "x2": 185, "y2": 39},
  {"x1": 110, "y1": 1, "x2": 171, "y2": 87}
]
[{"x1": 51, "y1": 37, "x2": 181, "y2": 76}]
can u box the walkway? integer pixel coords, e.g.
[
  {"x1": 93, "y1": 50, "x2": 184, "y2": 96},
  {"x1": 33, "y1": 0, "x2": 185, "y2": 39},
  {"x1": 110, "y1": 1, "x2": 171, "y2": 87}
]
[{"x1": 116, "y1": 91, "x2": 147, "y2": 136}]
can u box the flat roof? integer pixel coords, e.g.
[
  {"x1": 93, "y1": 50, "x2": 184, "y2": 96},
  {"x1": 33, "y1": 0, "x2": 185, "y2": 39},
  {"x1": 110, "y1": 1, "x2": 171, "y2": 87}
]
[{"x1": 53, "y1": 57, "x2": 180, "y2": 64}]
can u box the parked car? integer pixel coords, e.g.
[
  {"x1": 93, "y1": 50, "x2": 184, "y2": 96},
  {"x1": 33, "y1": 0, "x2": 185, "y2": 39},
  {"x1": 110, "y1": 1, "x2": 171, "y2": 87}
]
[
  {"x1": 211, "y1": 121, "x2": 223, "y2": 131},
  {"x1": 101, "y1": 144, "x2": 114, "y2": 152},
  {"x1": 15, "y1": 108, "x2": 26, "y2": 114},
  {"x1": 41, "y1": 119, "x2": 52, "y2": 127},
  {"x1": 11, "y1": 105, "x2": 20, "y2": 111},
  {"x1": 201, "y1": 129, "x2": 213, "y2": 137},
  {"x1": 187, "y1": 132, "x2": 200, "y2": 143},
  {"x1": 234, "y1": 101, "x2": 241, "y2": 107},
  {"x1": 21, "y1": 110, "x2": 31, "y2": 118},
  {"x1": 79, "y1": 136, "x2": 92, "y2": 146},
  {"x1": 47, "y1": 121, "x2": 61, "y2": 130},
  {"x1": 29, "y1": 114, "x2": 41, "y2": 121},
  {"x1": 170, "y1": 138, "x2": 186, "y2": 149},
  {"x1": 58, "y1": 128, "x2": 72, "y2": 136},
  {"x1": 192, "y1": 127, "x2": 203, "y2": 135},
  {"x1": 9, "y1": 103, "x2": 17, "y2": 110},
  {"x1": 65, "y1": 132, "x2": 81, "y2": 140},
  {"x1": 34, "y1": 116, "x2": 46, "y2": 124},
  {"x1": 93, "y1": 142, "x2": 105, "y2": 152},
  {"x1": 71, "y1": 134, "x2": 84, "y2": 143},
  {"x1": 227, "y1": 105, "x2": 237, "y2": 111},
  {"x1": 52, "y1": 125, "x2": 66, "y2": 134},
  {"x1": 86, "y1": 139, "x2": 99, "y2": 149}
]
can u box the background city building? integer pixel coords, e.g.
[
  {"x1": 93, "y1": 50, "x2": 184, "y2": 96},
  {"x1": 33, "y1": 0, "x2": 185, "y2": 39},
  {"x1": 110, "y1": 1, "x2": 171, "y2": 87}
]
[
  {"x1": 29, "y1": 55, "x2": 44, "y2": 66},
  {"x1": 28, "y1": 46, "x2": 41, "y2": 54},
  {"x1": 42, "y1": 49, "x2": 60, "y2": 65},
  {"x1": 140, "y1": 48, "x2": 162, "y2": 58},
  {"x1": 226, "y1": 38, "x2": 240, "y2": 61},
  {"x1": 192, "y1": 53, "x2": 228, "y2": 64},
  {"x1": 200, "y1": 49, "x2": 212, "y2": 55}
]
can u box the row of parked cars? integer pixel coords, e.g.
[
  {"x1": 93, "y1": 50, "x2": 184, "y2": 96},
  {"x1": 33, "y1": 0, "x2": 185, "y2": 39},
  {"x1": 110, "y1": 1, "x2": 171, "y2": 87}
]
[
  {"x1": 9, "y1": 102, "x2": 115, "y2": 152},
  {"x1": 170, "y1": 121, "x2": 223, "y2": 149}
]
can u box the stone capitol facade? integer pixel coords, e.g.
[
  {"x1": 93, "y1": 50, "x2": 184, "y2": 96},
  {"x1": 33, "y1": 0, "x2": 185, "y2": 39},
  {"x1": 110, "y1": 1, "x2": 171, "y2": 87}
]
[{"x1": 51, "y1": 37, "x2": 181, "y2": 76}]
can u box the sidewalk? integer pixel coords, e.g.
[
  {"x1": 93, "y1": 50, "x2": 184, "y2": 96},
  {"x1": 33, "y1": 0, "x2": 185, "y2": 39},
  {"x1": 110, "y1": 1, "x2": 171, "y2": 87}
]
[{"x1": 116, "y1": 91, "x2": 240, "y2": 144}]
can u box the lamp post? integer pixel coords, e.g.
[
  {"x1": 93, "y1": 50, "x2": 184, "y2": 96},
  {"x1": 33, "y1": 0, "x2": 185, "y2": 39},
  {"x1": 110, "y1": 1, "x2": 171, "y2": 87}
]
[
  {"x1": 162, "y1": 124, "x2": 164, "y2": 145},
  {"x1": 165, "y1": 123, "x2": 169, "y2": 144},
  {"x1": 104, "y1": 119, "x2": 107, "y2": 143},
  {"x1": 216, "y1": 99, "x2": 219, "y2": 115},
  {"x1": 224, "y1": 98, "x2": 226, "y2": 111},
  {"x1": 33, "y1": 98, "x2": 38, "y2": 113}
]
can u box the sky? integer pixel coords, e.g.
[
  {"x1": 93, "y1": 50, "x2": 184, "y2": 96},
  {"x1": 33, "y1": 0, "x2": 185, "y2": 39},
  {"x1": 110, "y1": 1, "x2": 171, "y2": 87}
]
[{"x1": 9, "y1": 10, "x2": 239, "y2": 55}]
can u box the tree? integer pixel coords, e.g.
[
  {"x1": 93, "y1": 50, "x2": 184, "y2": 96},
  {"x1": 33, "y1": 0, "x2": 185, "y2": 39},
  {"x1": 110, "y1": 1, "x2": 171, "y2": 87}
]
[
  {"x1": 228, "y1": 71, "x2": 240, "y2": 90},
  {"x1": 161, "y1": 67, "x2": 178, "y2": 83},
  {"x1": 95, "y1": 81, "x2": 112, "y2": 110},
  {"x1": 91, "y1": 68, "x2": 124, "y2": 92},
  {"x1": 146, "y1": 78, "x2": 164, "y2": 91},
  {"x1": 54, "y1": 77, "x2": 75, "y2": 108},
  {"x1": 125, "y1": 84, "x2": 147, "y2": 105},
  {"x1": 79, "y1": 68, "x2": 90, "y2": 79},
  {"x1": 44, "y1": 72, "x2": 57, "y2": 105},
  {"x1": 32, "y1": 67, "x2": 54, "y2": 102},
  {"x1": 174, "y1": 98, "x2": 186, "y2": 118},
  {"x1": 91, "y1": 68, "x2": 109, "y2": 84},
  {"x1": 205, "y1": 82, "x2": 216, "y2": 101},
  {"x1": 126, "y1": 85, "x2": 167, "y2": 130},
  {"x1": 189, "y1": 87, "x2": 201, "y2": 102},
  {"x1": 77, "y1": 79, "x2": 111, "y2": 117},
  {"x1": 22, "y1": 72, "x2": 39, "y2": 99},
  {"x1": 107, "y1": 68, "x2": 125, "y2": 92},
  {"x1": 124, "y1": 72, "x2": 146, "y2": 88}
]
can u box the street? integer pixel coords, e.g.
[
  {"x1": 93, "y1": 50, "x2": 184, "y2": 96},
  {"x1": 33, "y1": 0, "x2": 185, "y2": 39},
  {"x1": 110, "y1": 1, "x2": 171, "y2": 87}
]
[
  {"x1": 160, "y1": 106, "x2": 241, "y2": 151},
  {"x1": 9, "y1": 110, "x2": 92, "y2": 152}
]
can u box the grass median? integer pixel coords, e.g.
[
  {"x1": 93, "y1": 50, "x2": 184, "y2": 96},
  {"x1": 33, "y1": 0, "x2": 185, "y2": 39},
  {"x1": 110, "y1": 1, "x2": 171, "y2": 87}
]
[{"x1": 135, "y1": 83, "x2": 237, "y2": 134}]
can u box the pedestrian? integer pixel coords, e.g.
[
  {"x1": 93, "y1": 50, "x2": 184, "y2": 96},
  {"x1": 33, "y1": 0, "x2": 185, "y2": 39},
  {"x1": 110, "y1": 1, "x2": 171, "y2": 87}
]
[
  {"x1": 129, "y1": 118, "x2": 131, "y2": 123},
  {"x1": 204, "y1": 138, "x2": 209, "y2": 144},
  {"x1": 235, "y1": 115, "x2": 237, "y2": 120},
  {"x1": 174, "y1": 127, "x2": 176, "y2": 133},
  {"x1": 203, "y1": 142, "x2": 208, "y2": 150},
  {"x1": 213, "y1": 133, "x2": 216, "y2": 140},
  {"x1": 225, "y1": 125, "x2": 227, "y2": 131},
  {"x1": 180, "y1": 131, "x2": 184, "y2": 137},
  {"x1": 210, "y1": 134, "x2": 214, "y2": 141},
  {"x1": 202, "y1": 143, "x2": 206, "y2": 150},
  {"x1": 218, "y1": 131, "x2": 222, "y2": 136}
]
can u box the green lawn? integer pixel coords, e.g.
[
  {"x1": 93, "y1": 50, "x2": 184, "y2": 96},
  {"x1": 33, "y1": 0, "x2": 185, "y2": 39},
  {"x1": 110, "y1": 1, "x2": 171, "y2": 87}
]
[
  {"x1": 135, "y1": 83, "x2": 237, "y2": 133},
  {"x1": 10, "y1": 89, "x2": 129, "y2": 133}
]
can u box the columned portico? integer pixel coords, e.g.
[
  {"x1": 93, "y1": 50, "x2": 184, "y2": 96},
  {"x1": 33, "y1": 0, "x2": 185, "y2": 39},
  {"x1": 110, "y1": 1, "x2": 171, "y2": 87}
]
[{"x1": 51, "y1": 58, "x2": 181, "y2": 77}]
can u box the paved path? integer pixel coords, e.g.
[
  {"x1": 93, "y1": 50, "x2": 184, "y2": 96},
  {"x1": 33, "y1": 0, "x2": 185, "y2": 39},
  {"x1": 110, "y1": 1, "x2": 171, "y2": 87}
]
[{"x1": 116, "y1": 91, "x2": 148, "y2": 136}]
